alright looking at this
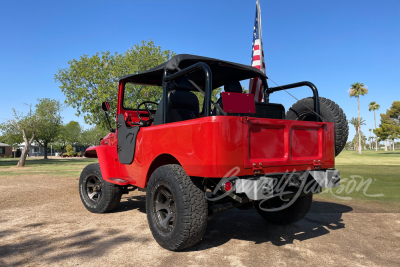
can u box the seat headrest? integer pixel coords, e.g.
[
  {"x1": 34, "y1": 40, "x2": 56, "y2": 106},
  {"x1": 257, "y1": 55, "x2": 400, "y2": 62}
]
[
  {"x1": 168, "y1": 90, "x2": 199, "y2": 111},
  {"x1": 224, "y1": 81, "x2": 242, "y2": 93},
  {"x1": 168, "y1": 76, "x2": 193, "y2": 91}
]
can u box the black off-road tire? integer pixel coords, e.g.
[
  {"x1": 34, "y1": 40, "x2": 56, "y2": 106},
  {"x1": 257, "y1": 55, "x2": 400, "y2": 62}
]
[
  {"x1": 286, "y1": 97, "x2": 349, "y2": 156},
  {"x1": 79, "y1": 163, "x2": 122, "y2": 213},
  {"x1": 146, "y1": 164, "x2": 208, "y2": 251},
  {"x1": 255, "y1": 195, "x2": 313, "y2": 225}
]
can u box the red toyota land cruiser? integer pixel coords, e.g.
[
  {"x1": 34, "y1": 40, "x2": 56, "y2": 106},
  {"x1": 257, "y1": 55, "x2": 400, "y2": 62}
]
[{"x1": 79, "y1": 54, "x2": 348, "y2": 251}]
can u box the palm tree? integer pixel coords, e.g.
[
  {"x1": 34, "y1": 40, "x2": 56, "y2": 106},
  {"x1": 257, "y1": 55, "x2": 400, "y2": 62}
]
[
  {"x1": 348, "y1": 82, "x2": 368, "y2": 154},
  {"x1": 349, "y1": 118, "x2": 359, "y2": 150},
  {"x1": 369, "y1": 101, "x2": 380, "y2": 151},
  {"x1": 368, "y1": 136, "x2": 374, "y2": 149},
  {"x1": 349, "y1": 117, "x2": 366, "y2": 151},
  {"x1": 369, "y1": 129, "x2": 372, "y2": 149}
]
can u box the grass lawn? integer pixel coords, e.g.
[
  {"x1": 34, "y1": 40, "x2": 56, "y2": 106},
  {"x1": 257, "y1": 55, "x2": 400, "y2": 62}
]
[
  {"x1": 1, "y1": 150, "x2": 399, "y2": 211},
  {"x1": 0, "y1": 157, "x2": 98, "y2": 177},
  {"x1": 315, "y1": 149, "x2": 400, "y2": 211}
]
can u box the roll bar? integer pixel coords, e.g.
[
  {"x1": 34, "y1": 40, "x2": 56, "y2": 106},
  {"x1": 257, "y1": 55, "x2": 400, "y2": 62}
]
[
  {"x1": 161, "y1": 62, "x2": 321, "y2": 123},
  {"x1": 266, "y1": 81, "x2": 321, "y2": 122},
  {"x1": 162, "y1": 62, "x2": 212, "y2": 124}
]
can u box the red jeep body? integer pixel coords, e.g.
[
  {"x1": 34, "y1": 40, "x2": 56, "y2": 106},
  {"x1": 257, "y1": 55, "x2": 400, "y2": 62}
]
[
  {"x1": 85, "y1": 84, "x2": 335, "y2": 188},
  {"x1": 80, "y1": 54, "x2": 345, "y2": 251}
]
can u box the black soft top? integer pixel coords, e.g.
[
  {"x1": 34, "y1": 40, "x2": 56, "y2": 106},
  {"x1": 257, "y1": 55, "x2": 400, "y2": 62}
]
[{"x1": 119, "y1": 54, "x2": 267, "y2": 89}]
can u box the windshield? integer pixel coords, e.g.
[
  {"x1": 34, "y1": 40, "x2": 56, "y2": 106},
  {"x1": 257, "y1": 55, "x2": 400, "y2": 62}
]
[{"x1": 123, "y1": 82, "x2": 162, "y2": 110}]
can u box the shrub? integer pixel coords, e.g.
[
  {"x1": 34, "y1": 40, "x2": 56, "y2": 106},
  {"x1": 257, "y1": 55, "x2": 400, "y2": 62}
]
[
  {"x1": 77, "y1": 152, "x2": 82, "y2": 157},
  {"x1": 66, "y1": 145, "x2": 75, "y2": 157},
  {"x1": 9, "y1": 155, "x2": 13, "y2": 158}
]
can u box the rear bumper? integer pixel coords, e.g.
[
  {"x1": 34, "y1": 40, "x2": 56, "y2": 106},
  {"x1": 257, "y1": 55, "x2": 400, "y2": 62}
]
[
  {"x1": 309, "y1": 169, "x2": 340, "y2": 188},
  {"x1": 235, "y1": 169, "x2": 340, "y2": 200}
]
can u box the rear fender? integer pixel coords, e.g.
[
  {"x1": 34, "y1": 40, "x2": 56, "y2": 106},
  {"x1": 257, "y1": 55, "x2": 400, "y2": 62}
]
[{"x1": 145, "y1": 154, "x2": 181, "y2": 185}]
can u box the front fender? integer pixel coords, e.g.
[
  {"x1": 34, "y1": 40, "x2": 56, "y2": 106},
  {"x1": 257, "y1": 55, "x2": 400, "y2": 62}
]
[
  {"x1": 84, "y1": 146, "x2": 98, "y2": 158},
  {"x1": 84, "y1": 145, "x2": 132, "y2": 185}
]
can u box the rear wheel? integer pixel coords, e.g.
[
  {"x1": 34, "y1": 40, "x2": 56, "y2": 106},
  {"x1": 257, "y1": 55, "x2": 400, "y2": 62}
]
[
  {"x1": 79, "y1": 163, "x2": 122, "y2": 213},
  {"x1": 255, "y1": 195, "x2": 313, "y2": 225},
  {"x1": 146, "y1": 164, "x2": 208, "y2": 251},
  {"x1": 286, "y1": 97, "x2": 348, "y2": 156}
]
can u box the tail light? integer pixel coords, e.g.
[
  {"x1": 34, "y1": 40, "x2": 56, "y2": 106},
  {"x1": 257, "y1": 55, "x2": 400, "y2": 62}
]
[{"x1": 223, "y1": 181, "x2": 232, "y2": 192}]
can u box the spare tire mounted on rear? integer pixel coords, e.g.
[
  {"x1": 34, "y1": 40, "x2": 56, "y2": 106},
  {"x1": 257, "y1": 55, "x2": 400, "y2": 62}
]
[{"x1": 286, "y1": 97, "x2": 349, "y2": 157}]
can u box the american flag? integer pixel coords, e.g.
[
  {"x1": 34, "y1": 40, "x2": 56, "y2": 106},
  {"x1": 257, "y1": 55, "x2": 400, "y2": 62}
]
[{"x1": 249, "y1": 0, "x2": 265, "y2": 102}]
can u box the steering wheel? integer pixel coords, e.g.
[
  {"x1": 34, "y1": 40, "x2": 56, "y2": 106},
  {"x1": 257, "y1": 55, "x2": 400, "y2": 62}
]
[{"x1": 137, "y1": 101, "x2": 159, "y2": 126}]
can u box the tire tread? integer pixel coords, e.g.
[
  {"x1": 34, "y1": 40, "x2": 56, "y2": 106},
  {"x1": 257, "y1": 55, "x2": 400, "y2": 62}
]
[{"x1": 286, "y1": 97, "x2": 349, "y2": 156}]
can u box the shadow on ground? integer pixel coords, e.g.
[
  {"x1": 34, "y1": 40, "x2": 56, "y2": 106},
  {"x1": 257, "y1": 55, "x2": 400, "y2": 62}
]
[
  {"x1": 185, "y1": 200, "x2": 352, "y2": 251},
  {"x1": 0, "y1": 225, "x2": 147, "y2": 266},
  {"x1": 0, "y1": 200, "x2": 351, "y2": 265},
  {"x1": 111, "y1": 197, "x2": 352, "y2": 251},
  {"x1": 113, "y1": 195, "x2": 147, "y2": 213}
]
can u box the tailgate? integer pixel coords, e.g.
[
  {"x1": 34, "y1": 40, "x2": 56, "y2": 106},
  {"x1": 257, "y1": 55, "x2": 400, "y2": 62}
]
[{"x1": 243, "y1": 118, "x2": 335, "y2": 169}]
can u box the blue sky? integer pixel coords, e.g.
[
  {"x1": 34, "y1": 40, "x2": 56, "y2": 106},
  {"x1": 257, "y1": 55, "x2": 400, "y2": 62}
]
[{"x1": 1, "y1": 0, "x2": 399, "y2": 142}]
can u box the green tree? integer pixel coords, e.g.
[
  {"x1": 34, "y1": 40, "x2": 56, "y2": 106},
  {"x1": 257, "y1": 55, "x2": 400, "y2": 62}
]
[
  {"x1": 34, "y1": 98, "x2": 64, "y2": 160},
  {"x1": 368, "y1": 101, "x2": 380, "y2": 151},
  {"x1": 66, "y1": 144, "x2": 74, "y2": 157},
  {"x1": 380, "y1": 101, "x2": 400, "y2": 151},
  {"x1": 194, "y1": 88, "x2": 223, "y2": 112},
  {"x1": 0, "y1": 110, "x2": 37, "y2": 167},
  {"x1": 79, "y1": 126, "x2": 110, "y2": 147},
  {"x1": 345, "y1": 141, "x2": 353, "y2": 150},
  {"x1": 55, "y1": 121, "x2": 82, "y2": 152},
  {"x1": 348, "y1": 82, "x2": 368, "y2": 154},
  {"x1": 368, "y1": 128, "x2": 372, "y2": 149},
  {"x1": 352, "y1": 131, "x2": 367, "y2": 150},
  {"x1": 374, "y1": 127, "x2": 389, "y2": 151},
  {"x1": 55, "y1": 40, "x2": 175, "y2": 129},
  {"x1": 349, "y1": 117, "x2": 366, "y2": 151},
  {"x1": 0, "y1": 123, "x2": 23, "y2": 157}
]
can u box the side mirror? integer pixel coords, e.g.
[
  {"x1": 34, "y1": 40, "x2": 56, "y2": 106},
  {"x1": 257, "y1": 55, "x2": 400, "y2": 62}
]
[
  {"x1": 101, "y1": 102, "x2": 114, "y2": 133},
  {"x1": 102, "y1": 102, "x2": 110, "y2": 112}
]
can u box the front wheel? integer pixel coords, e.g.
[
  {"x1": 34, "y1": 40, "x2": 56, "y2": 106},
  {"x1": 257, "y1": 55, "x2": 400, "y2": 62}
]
[
  {"x1": 146, "y1": 164, "x2": 208, "y2": 251},
  {"x1": 79, "y1": 163, "x2": 122, "y2": 213}
]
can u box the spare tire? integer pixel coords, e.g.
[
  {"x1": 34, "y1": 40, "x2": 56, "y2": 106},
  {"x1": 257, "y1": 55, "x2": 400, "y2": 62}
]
[{"x1": 286, "y1": 97, "x2": 348, "y2": 157}]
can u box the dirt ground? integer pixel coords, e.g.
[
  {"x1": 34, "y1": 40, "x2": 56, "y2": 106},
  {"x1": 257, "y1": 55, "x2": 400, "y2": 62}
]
[{"x1": 1, "y1": 173, "x2": 400, "y2": 267}]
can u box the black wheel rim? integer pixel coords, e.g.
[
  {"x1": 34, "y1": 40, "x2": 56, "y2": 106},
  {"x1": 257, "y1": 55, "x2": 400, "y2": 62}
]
[
  {"x1": 85, "y1": 176, "x2": 102, "y2": 204},
  {"x1": 152, "y1": 183, "x2": 176, "y2": 233}
]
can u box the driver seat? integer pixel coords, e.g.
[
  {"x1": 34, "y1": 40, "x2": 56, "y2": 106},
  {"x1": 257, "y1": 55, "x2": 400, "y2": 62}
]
[{"x1": 153, "y1": 78, "x2": 199, "y2": 125}]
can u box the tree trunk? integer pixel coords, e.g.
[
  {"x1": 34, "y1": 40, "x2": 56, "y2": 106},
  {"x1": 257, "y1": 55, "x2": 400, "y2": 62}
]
[
  {"x1": 17, "y1": 129, "x2": 35, "y2": 167},
  {"x1": 354, "y1": 129, "x2": 358, "y2": 151},
  {"x1": 358, "y1": 97, "x2": 362, "y2": 154},
  {"x1": 393, "y1": 139, "x2": 395, "y2": 151},
  {"x1": 43, "y1": 142, "x2": 48, "y2": 160},
  {"x1": 374, "y1": 110, "x2": 378, "y2": 152},
  {"x1": 384, "y1": 140, "x2": 387, "y2": 151}
]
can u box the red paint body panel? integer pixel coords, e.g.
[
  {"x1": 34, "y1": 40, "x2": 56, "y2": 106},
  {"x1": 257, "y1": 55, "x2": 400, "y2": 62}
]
[
  {"x1": 221, "y1": 92, "x2": 256, "y2": 113},
  {"x1": 91, "y1": 114, "x2": 335, "y2": 188},
  {"x1": 90, "y1": 80, "x2": 335, "y2": 188}
]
